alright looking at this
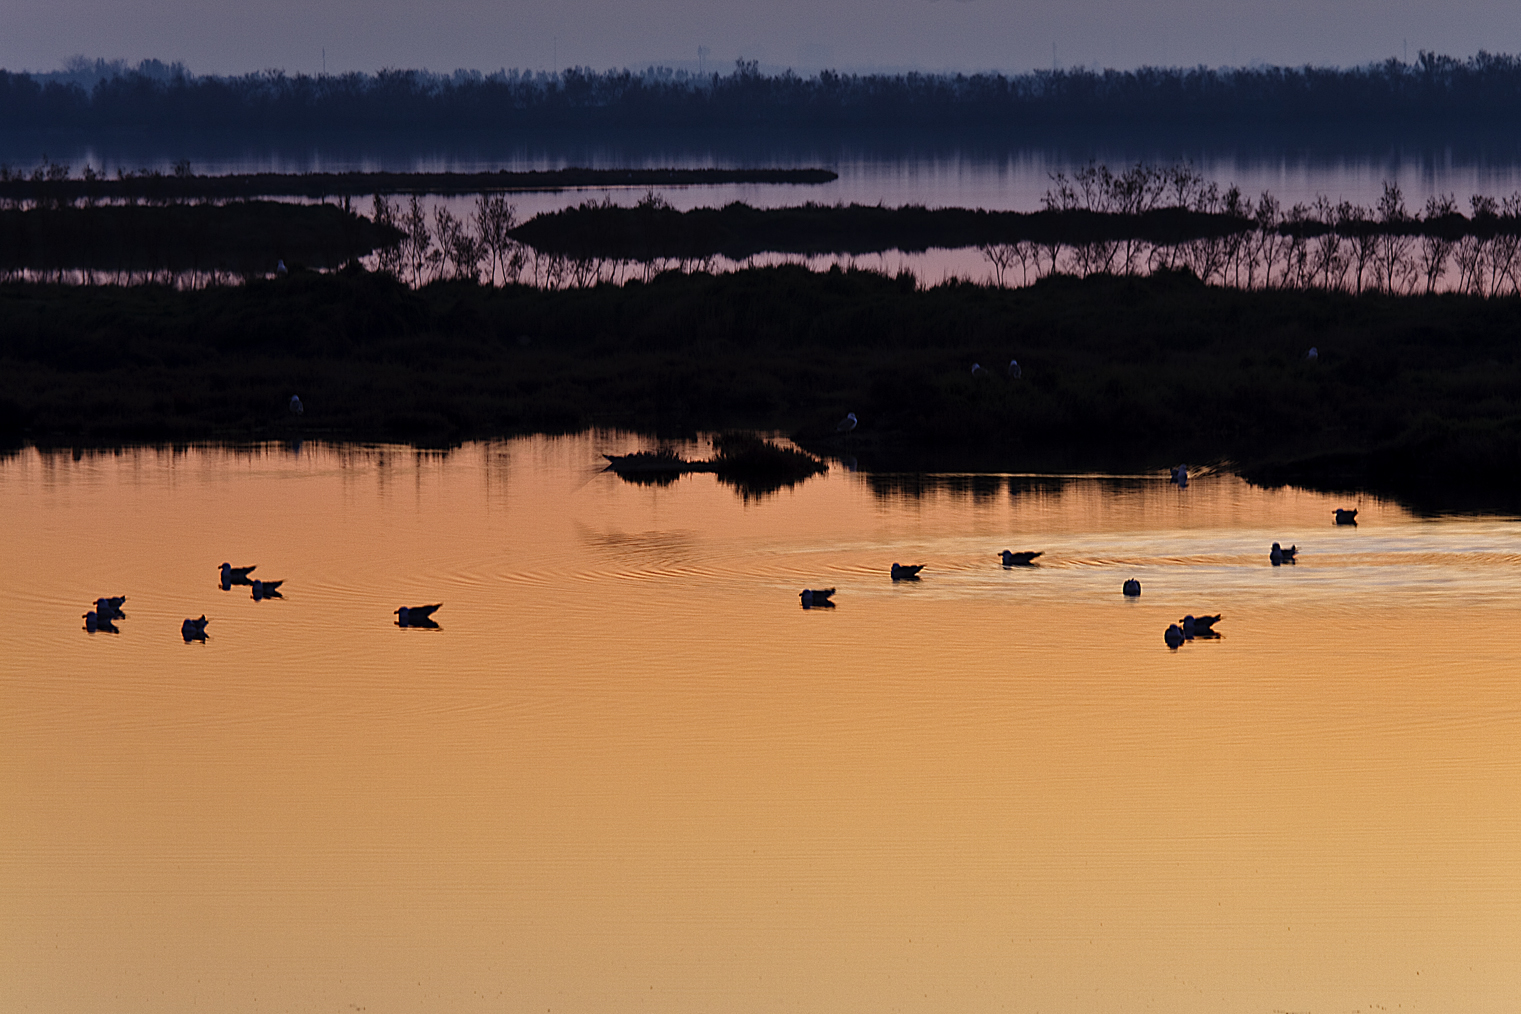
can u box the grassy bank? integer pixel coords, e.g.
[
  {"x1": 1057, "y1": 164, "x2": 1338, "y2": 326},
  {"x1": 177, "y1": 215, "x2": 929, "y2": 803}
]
[
  {"x1": 0, "y1": 202, "x2": 401, "y2": 272},
  {"x1": 2, "y1": 265, "x2": 1519, "y2": 507}
]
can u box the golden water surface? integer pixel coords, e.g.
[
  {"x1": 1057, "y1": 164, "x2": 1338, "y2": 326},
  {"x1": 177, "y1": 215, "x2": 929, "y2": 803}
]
[{"x1": 3, "y1": 437, "x2": 1519, "y2": 1014}]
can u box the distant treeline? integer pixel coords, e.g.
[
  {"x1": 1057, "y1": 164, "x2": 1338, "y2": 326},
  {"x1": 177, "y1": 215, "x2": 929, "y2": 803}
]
[
  {"x1": 0, "y1": 166, "x2": 836, "y2": 202},
  {"x1": 5, "y1": 52, "x2": 1521, "y2": 130}
]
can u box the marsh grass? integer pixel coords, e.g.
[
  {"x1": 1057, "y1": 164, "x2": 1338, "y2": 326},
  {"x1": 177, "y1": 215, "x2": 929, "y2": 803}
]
[{"x1": 3, "y1": 264, "x2": 1520, "y2": 506}]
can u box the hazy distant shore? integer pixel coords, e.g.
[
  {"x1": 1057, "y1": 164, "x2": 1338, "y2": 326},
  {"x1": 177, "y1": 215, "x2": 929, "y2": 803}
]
[{"x1": 1, "y1": 266, "x2": 1518, "y2": 508}]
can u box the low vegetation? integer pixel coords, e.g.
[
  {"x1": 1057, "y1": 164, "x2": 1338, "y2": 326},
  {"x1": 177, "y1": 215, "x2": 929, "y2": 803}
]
[
  {"x1": 0, "y1": 201, "x2": 401, "y2": 276},
  {"x1": 2, "y1": 265, "x2": 1520, "y2": 508}
]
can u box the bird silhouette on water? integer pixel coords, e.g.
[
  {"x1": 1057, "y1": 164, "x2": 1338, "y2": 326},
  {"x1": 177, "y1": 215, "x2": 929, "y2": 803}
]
[
  {"x1": 83, "y1": 610, "x2": 119, "y2": 634},
  {"x1": 181, "y1": 616, "x2": 210, "y2": 642},
  {"x1": 395, "y1": 604, "x2": 443, "y2": 628},
  {"x1": 94, "y1": 596, "x2": 127, "y2": 620},
  {"x1": 1270, "y1": 542, "x2": 1298, "y2": 566},
  {"x1": 1334, "y1": 508, "x2": 1358, "y2": 525},
  {"x1": 1181, "y1": 614, "x2": 1222, "y2": 638},
  {"x1": 220, "y1": 563, "x2": 256, "y2": 588},
  {"x1": 1000, "y1": 550, "x2": 1043, "y2": 566},
  {"x1": 1122, "y1": 578, "x2": 1141, "y2": 597},
  {"x1": 1170, "y1": 464, "x2": 1189, "y2": 487},
  {"x1": 836, "y1": 413, "x2": 858, "y2": 433},
  {"x1": 251, "y1": 579, "x2": 284, "y2": 600},
  {"x1": 289, "y1": 395, "x2": 304, "y2": 415},
  {"x1": 1164, "y1": 624, "x2": 1185, "y2": 649},
  {"x1": 890, "y1": 563, "x2": 924, "y2": 581},
  {"x1": 1008, "y1": 359, "x2": 1022, "y2": 379},
  {"x1": 799, "y1": 588, "x2": 836, "y2": 609}
]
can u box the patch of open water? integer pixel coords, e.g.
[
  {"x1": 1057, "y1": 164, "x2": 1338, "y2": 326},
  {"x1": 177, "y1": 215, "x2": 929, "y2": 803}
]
[{"x1": 2, "y1": 434, "x2": 1520, "y2": 1013}]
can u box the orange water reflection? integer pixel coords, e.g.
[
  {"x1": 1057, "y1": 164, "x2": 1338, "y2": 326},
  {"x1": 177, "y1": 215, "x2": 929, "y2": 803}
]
[{"x1": 3, "y1": 438, "x2": 1520, "y2": 1014}]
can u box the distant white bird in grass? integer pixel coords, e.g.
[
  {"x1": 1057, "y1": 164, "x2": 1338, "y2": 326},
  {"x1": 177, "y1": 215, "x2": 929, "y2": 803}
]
[
  {"x1": 181, "y1": 616, "x2": 209, "y2": 641},
  {"x1": 1008, "y1": 359, "x2": 1022, "y2": 379},
  {"x1": 1122, "y1": 578, "x2": 1141, "y2": 597},
  {"x1": 1181, "y1": 614, "x2": 1222, "y2": 638},
  {"x1": 799, "y1": 588, "x2": 836, "y2": 609},
  {"x1": 836, "y1": 412, "x2": 858, "y2": 433},
  {"x1": 1000, "y1": 550, "x2": 1042, "y2": 566},
  {"x1": 1306, "y1": 346, "x2": 1319, "y2": 361},
  {"x1": 1170, "y1": 464, "x2": 1188, "y2": 487},
  {"x1": 1164, "y1": 624, "x2": 1185, "y2": 649},
  {"x1": 396, "y1": 603, "x2": 443, "y2": 627},
  {"x1": 1270, "y1": 542, "x2": 1298, "y2": 566},
  {"x1": 1334, "y1": 508, "x2": 1358, "y2": 525},
  {"x1": 251, "y1": 579, "x2": 284, "y2": 600},
  {"x1": 289, "y1": 395, "x2": 303, "y2": 415},
  {"x1": 890, "y1": 563, "x2": 924, "y2": 581}
]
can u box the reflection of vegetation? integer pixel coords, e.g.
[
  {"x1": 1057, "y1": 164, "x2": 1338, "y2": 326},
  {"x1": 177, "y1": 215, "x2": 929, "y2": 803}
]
[
  {"x1": 0, "y1": 202, "x2": 401, "y2": 275},
  {"x1": 5, "y1": 54, "x2": 1521, "y2": 130},
  {"x1": 3, "y1": 265, "x2": 1521, "y2": 506},
  {"x1": 515, "y1": 166, "x2": 1521, "y2": 296},
  {"x1": 710, "y1": 433, "x2": 828, "y2": 498},
  {"x1": 604, "y1": 436, "x2": 826, "y2": 497}
]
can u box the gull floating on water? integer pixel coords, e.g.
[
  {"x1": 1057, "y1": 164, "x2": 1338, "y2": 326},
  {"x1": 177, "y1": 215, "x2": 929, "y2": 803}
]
[
  {"x1": 94, "y1": 596, "x2": 127, "y2": 620},
  {"x1": 1170, "y1": 464, "x2": 1189, "y2": 486},
  {"x1": 1001, "y1": 550, "x2": 1043, "y2": 566},
  {"x1": 1122, "y1": 578, "x2": 1141, "y2": 597},
  {"x1": 836, "y1": 412, "x2": 858, "y2": 433},
  {"x1": 251, "y1": 579, "x2": 284, "y2": 600},
  {"x1": 1181, "y1": 614, "x2": 1222, "y2": 638},
  {"x1": 1270, "y1": 542, "x2": 1298, "y2": 566},
  {"x1": 1334, "y1": 508, "x2": 1358, "y2": 525},
  {"x1": 395, "y1": 604, "x2": 443, "y2": 627},
  {"x1": 799, "y1": 588, "x2": 836, "y2": 609},
  {"x1": 220, "y1": 563, "x2": 256, "y2": 586},
  {"x1": 181, "y1": 616, "x2": 209, "y2": 641},
  {"x1": 1164, "y1": 624, "x2": 1185, "y2": 649},
  {"x1": 890, "y1": 563, "x2": 924, "y2": 581},
  {"x1": 83, "y1": 610, "x2": 118, "y2": 634}
]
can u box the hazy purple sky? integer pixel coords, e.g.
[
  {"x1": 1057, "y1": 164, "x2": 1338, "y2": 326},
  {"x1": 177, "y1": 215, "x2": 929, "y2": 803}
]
[{"x1": 5, "y1": 0, "x2": 1519, "y2": 76}]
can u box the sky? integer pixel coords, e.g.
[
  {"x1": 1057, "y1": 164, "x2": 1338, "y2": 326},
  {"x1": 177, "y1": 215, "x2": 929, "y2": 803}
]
[{"x1": 3, "y1": 0, "x2": 1520, "y2": 76}]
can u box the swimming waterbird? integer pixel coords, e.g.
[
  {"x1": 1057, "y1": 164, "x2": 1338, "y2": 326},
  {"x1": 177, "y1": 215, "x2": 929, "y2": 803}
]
[
  {"x1": 1008, "y1": 359, "x2": 1022, "y2": 379},
  {"x1": 1171, "y1": 464, "x2": 1188, "y2": 486},
  {"x1": 181, "y1": 616, "x2": 209, "y2": 641},
  {"x1": 1334, "y1": 508, "x2": 1358, "y2": 525},
  {"x1": 799, "y1": 588, "x2": 836, "y2": 608},
  {"x1": 890, "y1": 563, "x2": 924, "y2": 581},
  {"x1": 1122, "y1": 578, "x2": 1141, "y2": 597},
  {"x1": 395, "y1": 604, "x2": 443, "y2": 627},
  {"x1": 94, "y1": 596, "x2": 127, "y2": 619},
  {"x1": 220, "y1": 563, "x2": 256, "y2": 585},
  {"x1": 1164, "y1": 624, "x2": 1185, "y2": 649},
  {"x1": 1181, "y1": 614, "x2": 1222, "y2": 637},
  {"x1": 1000, "y1": 550, "x2": 1043, "y2": 566},
  {"x1": 1270, "y1": 542, "x2": 1298, "y2": 565},
  {"x1": 289, "y1": 395, "x2": 304, "y2": 415},
  {"x1": 251, "y1": 579, "x2": 284, "y2": 600},
  {"x1": 836, "y1": 412, "x2": 858, "y2": 433}
]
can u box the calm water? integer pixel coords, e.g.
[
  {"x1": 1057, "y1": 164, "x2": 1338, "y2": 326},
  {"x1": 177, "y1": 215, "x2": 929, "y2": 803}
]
[{"x1": 3, "y1": 435, "x2": 1520, "y2": 1013}]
